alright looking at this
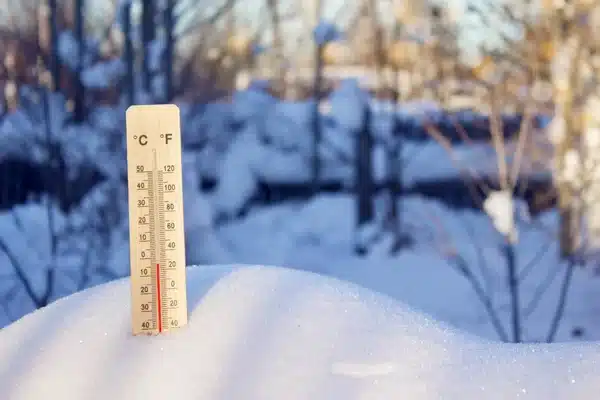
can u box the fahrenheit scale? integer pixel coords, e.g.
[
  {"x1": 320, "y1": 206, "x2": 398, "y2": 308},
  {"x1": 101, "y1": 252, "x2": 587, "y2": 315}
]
[{"x1": 126, "y1": 104, "x2": 188, "y2": 335}]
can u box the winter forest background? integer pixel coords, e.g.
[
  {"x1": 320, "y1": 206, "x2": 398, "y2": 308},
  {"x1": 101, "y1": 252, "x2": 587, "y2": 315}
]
[{"x1": 1, "y1": 0, "x2": 600, "y2": 344}]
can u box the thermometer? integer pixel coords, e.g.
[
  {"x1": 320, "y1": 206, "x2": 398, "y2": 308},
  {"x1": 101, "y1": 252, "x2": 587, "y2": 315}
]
[{"x1": 125, "y1": 104, "x2": 187, "y2": 335}]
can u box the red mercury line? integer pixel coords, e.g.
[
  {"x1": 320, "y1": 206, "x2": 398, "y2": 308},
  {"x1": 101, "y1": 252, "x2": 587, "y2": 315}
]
[{"x1": 156, "y1": 263, "x2": 162, "y2": 333}]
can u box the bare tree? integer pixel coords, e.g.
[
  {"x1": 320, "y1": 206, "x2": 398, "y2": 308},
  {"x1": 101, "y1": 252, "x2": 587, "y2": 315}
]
[
  {"x1": 408, "y1": 0, "x2": 597, "y2": 342},
  {"x1": 265, "y1": 0, "x2": 285, "y2": 87}
]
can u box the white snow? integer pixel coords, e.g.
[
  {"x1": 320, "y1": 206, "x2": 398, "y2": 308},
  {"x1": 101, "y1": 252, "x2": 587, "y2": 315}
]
[
  {"x1": 483, "y1": 190, "x2": 517, "y2": 241},
  {"x1": 81, "y1": 59, "x2": 127, "y2": 90},
  {"x1": 2, "y1": 67, "x2": 600, "y2": 398},
  {"x1": 329, "y1": 79, "x2": 368, "y2": 132},
  {"x1": 2, "y1": 5, "x2": 600, "y2": 397},
  {"x1": 182, "y1": 153, "x2": 232, "y2": 264},
  {"x1": 198, "y1": 92, "x2": 507, "y2": 218},
  {"x1": 213, "y1": 194, "x2": 600, "y2": 342},
  {"x1": 0, "y1": 264, "x2": 599, "y2": 400},
  {"x1": 3, "y1": 191, "x2": 600, "y2": 342}
]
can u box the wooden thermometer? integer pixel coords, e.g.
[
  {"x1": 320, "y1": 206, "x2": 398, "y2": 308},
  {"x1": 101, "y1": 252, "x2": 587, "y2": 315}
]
[{"x1": 126, "y1": 104, "x2": 188, "y2": 335}]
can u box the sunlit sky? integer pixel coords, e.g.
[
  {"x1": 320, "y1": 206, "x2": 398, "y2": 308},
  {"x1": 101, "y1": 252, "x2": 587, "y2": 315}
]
[
  {"x1": 217, "y1": 0, "x2": 524, "y2": 64},
  {"x1": 0, "y1": 0, "x2": 528, "y2": 64}
]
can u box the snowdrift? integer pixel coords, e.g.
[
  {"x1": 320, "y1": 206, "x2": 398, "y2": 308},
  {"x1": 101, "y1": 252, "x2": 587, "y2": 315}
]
[{"x1": 1, "y1": 265, "x2": 599, "y2": 399}]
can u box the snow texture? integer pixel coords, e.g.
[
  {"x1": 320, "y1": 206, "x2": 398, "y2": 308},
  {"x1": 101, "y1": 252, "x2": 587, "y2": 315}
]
[
  {"x1": 182, "y1": 153, "x2": 232, "y2": 264},
  {"x1": 3, "y1": 185, "x2": 600, "y2": 341},
  {"x1": 483, "y1": 190, "x2": 517, "y2": 241},
  {"x1": 0, "y1": 265, "x2": 599, "y2": 400}
]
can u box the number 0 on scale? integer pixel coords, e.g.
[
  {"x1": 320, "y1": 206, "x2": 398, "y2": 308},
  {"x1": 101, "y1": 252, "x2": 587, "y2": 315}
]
[{"x1": 126, "y1": 104, "x2": 188, "y2": 335}]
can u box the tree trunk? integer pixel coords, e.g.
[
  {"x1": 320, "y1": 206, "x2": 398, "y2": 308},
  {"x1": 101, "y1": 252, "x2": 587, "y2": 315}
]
[
  {"x1": 73, "y1": 0, "x2": 86, "y2": 122},
  {"x1": 123, "y1": 2, "x2": 135, "y2": 105},
  {"x1": 355, "y1": 103, "x2": 374, "y2": 254},
  {"x1": 504, "y1": 241, "x2": 521, "y2": 342},
  {"x1": 311, "y1": 43, "x2": 324, "y2": 195},
  {"x1": 141, "y1": 0, "x2": 156, "y2": 96},
  {"x1": 266, "y1": 0, "x2": 285, "y2": 89},
  {"x1": 48, "y1": 0, "x2": 60, "y2": 92},
  {"x1": 163, "y1": 0, "x2": 175, "y2": 102}
]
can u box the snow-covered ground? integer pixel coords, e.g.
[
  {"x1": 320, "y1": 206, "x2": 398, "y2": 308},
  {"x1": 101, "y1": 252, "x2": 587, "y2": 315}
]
[
  {"x1": 1, "y1": 265, "x2": 599, "y2": 400},
  {"x1": 2, "y1": 191, "x2": 599, "y2": 344},
  {"x1": 214, "y1": 194, "x2": 600, "y2": 342}
]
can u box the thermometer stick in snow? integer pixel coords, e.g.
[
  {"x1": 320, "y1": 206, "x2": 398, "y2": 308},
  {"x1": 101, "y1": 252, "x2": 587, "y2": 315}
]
[{"x1": 126, "y1": 104, "x2": 188, "y2": 335}]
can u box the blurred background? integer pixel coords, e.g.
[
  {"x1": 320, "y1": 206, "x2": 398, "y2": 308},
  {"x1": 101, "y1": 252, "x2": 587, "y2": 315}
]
[{"x1": 1, "y1": 0, "x2": 600, "y2": 343}]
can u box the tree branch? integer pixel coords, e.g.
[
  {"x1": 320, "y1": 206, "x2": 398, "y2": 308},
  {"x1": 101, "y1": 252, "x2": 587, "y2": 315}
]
[
  {"x1": 546, "y1": 256, "x2": 576, "y2": 342},
  {"x1": 518, "y1": 239, "x2": 553, "y2": 282},
  {"x1": 0, "y1": 234, "x2": 43, "y2": 308},
  {"x1": 523, "y1": 258, "x2": 562, "y2": 318},
  {"x1": 451, "y1": 253, "x2": 509, "y2": 342}
]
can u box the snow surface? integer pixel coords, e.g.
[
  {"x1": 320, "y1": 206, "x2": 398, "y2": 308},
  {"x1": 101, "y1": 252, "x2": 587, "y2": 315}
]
[
  {"x1": 215, "y1": 194, "x2": 600, "y2": 342},
  {"x1": 1, "y1": 264, "x2": 599, "y2": 400},
  {"x1": 2, "y1": 192, "x2": 600, "y2": 342}
]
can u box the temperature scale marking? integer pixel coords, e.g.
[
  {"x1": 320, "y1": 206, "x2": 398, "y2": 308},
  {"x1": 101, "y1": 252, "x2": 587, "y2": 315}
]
[{"x1": 126, "y1": 104, "x2": 187, "y2": 335}]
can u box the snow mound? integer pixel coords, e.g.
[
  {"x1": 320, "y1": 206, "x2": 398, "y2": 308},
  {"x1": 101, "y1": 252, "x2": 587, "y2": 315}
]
[{"x1": 1, "y1": 265, "x2": 599, "y2": 399}]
